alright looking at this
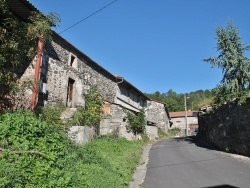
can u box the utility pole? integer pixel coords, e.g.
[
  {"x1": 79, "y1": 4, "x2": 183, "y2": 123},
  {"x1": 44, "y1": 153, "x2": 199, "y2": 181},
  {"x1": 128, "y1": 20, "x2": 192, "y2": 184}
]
[{"x1": 184, "y1": 94, "x2": 188, "y2": 136}]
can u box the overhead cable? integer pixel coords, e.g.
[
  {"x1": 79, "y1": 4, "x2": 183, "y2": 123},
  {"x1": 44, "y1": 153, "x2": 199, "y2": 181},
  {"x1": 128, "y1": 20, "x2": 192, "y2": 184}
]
[{"x1": 59, "y1": 0, "x2": 118, "y2": 34}]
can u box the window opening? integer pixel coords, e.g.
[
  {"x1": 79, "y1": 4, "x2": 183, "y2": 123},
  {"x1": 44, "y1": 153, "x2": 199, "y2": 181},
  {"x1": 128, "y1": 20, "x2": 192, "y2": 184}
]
[
  {"x1": 66, "y1": 78, "x2": 75, "y2": 107},
  {"x1": 70, "y1": 55, "x2": 75, "y2": 66},
  {"x1": 69, "y1": 54, "x2": 77, "y2": 69}
]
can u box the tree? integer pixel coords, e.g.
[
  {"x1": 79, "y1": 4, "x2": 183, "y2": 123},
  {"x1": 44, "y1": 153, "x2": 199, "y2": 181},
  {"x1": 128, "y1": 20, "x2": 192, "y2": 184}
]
[
  {"x1": 204, "y1": 21, "x2": 250, "y2": 105},
  {"x1": 0, "y1": 0, "x2": 60, "y2": 110}
]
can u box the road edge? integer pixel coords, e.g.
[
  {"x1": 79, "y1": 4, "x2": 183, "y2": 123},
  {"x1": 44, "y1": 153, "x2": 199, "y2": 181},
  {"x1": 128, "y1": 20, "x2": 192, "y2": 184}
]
[{"x1": 129, "y1": 143, "x2": 152, "y2": 188}]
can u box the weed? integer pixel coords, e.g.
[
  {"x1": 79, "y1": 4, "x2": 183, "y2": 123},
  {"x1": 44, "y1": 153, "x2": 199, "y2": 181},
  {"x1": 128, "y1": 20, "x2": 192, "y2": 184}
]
[{"x1": 0, "y1": 110, "x2": 145, "y2": 187}]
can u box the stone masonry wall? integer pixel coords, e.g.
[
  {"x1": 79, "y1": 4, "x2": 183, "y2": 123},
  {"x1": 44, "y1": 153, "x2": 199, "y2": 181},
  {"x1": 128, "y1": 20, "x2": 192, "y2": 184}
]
[
  {"x1": 100, "y1": 103, "x2": 140, "y2": 140},
  {"x1": 198, "y1": 99, "x2": 250, "y2": 157},
  {"x1": 46, "y1": 39, "x2": 117, "y2": 104},
  {"x1": 21, "y1": 38, "x2": 117, "y2": 107},
  {"x1": 147, "y1": 101, "x2": 169, "y2": 132}
]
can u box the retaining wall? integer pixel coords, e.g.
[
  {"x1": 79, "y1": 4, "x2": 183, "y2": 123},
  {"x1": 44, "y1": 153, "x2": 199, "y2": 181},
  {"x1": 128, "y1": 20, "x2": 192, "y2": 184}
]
[{"x1": 198, "y1": 99, "x2": 250, "y2": 157}]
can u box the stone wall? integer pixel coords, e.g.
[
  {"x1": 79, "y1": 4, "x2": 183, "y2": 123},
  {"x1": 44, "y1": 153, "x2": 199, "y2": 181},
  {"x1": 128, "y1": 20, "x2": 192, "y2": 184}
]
[
  {"x1": 21, "y1": 37, "x2": 117, "y2": 107},
  {"x1": 46, "y1": 39, "x2": 117, "y2": 105},
  {"x1": 198, "y1": 99, "x2": 250, "y2": 157},
  {"x1": 100, "y1": 103, "x2": 140, "y2": 140},
  {"x1": 147, "y1": 100, "x2": 169, "y2": 132}
]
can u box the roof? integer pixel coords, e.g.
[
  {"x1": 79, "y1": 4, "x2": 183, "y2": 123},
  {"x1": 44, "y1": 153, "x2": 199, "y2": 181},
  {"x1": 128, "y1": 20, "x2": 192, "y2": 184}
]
[
  {"x1": 169, "y1": 111, "x2": 198, "y2": 118},
  {"x1": 114, "y1": 75, "x2": 150, "y2": 100},
  {"x1": 150, "y1": 98, "x2": 166, "y2": 105},
  {"x1": 6, "y1": 0, "x2": 39, "y2": 21}
]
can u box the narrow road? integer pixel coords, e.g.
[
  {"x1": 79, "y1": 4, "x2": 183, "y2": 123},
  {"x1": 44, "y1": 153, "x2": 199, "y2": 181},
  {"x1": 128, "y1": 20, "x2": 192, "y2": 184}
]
[{"x1": 142, "y1": 137, "x2": 250, "y2": 188}]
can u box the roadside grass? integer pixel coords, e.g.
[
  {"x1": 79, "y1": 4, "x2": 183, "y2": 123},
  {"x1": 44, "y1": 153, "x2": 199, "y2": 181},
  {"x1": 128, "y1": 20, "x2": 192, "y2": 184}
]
[
  {"x1": 0, "y1": 111, "x2": 145, "y2": 187},
  {"x1": 77, "y1": 136, "x2": 144, "y2": 187},
  {"x1": 158, "y1": 128, "x2": 181, "y2": 139}
]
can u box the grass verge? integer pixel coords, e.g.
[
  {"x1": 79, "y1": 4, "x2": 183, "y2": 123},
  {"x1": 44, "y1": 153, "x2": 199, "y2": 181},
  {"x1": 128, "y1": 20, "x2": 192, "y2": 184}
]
[{"x1": 0, "y1": 111, "x2": 145, "y2": 187}]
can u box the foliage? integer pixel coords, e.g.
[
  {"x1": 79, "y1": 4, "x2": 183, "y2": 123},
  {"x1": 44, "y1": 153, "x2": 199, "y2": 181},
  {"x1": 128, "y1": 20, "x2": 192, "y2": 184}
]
[
  {"x1": 0, "y1": 111, "x2": 74, "y2": 187},
  {"x1": 126, "y1": 108, "x2": 146, "y2": 135},
  {"x1": 158, "y1": 127, "x2": 181, "y2": 139},
  {"x1": 141, "y1": 133, "x2": 150, "y2": 143},
  {"x1": 37, "y1": 101, "x2": 67, "y2": 130},
  {"x1": 146, "y1": 89, "x2": 214, "y2": 112},
  {"x1": 167, "y1": 128, "x2": 181, "y2": 137},
  {"x1": 158, "y1": 128, "x2": 168, "y2": 139},
  {"x1": 70, "y1": 87, "x2": 104, "y2": 128},
  {"x1": 76, "y1": 137, "x2": 143, "y2": 187},
  {"x1": 204, "y1": 21, "x2": 250, "y2": 105},
  {"x1": 0, "y1": 0, "x2": 60, "y2": 110},
  {"x1": 0, "y1": 111, "x2": 144, "y2": 187}
]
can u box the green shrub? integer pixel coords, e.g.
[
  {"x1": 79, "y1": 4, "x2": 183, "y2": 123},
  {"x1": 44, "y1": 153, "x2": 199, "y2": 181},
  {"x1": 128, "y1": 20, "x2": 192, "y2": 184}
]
[
  {"x1": 167, "y1": 128, "x2": 181, "y2": 137},
  {"x1": 37, "y1": 101, "x2": 66, "y2": 129},
  {"x1": 69, "y1": 87, "x2": 103, "y2": 128},
  {"x1": 0, "y1": 110, "x2": 75, "y2": 187},
  {"x1": 126, "y1": 108, "x2": 146, "y2": 135},
  {"x1": 158, "y1": 127, "x2": 168, "y2": 138},
  {"x1": 0, "y1": 111, "x2": 145, "y2": 187}
]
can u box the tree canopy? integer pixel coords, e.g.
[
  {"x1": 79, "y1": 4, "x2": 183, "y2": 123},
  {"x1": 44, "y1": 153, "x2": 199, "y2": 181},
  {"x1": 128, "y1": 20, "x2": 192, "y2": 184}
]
[
  {"x1": 204, "y1": 21, "x2": 250, "y2": 105},
  {"x1": 0, "y1": 0, "x2": 60, "y2": 110},
  {"x1": 146, "y1": 89, "x2": 213, "y2": 112}
]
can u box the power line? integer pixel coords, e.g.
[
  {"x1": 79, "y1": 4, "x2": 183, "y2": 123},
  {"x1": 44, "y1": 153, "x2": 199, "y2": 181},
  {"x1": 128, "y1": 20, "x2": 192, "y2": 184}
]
[{"x1": 59, "y1": 0, "x2": 118, "y2": 34}]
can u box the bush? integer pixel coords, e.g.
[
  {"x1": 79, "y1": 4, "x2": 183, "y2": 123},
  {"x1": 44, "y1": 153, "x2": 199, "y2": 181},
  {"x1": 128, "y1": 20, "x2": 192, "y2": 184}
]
[
  {"x1": 126, "y1": 108, "x2": 146, "y2": 135},
  {"x1": 158, "y1": 127, "x2": 168, "y2": 138},
  {"x1": 0, "y1": 110, "x2": 74, "y2": 187},
  {"x1": 37, "y1": 101, "x2": 66, "y2": 128},
  {"x1": 0, "y1": 111, "x2": 145, "y2": 187},
  {"x1": 167, "y1": 128, "x2": 181, "y2": 137}
]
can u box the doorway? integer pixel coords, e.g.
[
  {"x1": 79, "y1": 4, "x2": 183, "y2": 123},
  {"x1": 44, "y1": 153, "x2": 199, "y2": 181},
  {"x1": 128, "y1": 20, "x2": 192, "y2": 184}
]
[{"x1": 66, "y1": 78, "x2": 75, "y2": 108}]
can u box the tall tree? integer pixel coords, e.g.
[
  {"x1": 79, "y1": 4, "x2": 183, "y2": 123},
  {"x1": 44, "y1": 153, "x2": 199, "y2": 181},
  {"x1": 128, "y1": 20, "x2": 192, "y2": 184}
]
[
  {"x1": 0, "y1": 0, "x2": 60, "y2": 110},
  {"x1": 204, "y1": 21, "x2": 250, "y2": 105}
]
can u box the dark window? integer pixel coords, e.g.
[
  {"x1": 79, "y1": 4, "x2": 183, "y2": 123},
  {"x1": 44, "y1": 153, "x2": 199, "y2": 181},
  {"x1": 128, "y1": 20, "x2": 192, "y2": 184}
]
[{"x1": 66, "y1": 78, "x2": 75, "y2": 107}]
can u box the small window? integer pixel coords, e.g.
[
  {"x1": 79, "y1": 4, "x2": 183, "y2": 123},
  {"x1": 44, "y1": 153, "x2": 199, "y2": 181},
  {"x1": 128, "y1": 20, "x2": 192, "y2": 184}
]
[
  {"x1": 70, "y1": 55, "x2": 75, "y2": 66},
  {"x1": 69, "y1": 54, "x2": 77, "y2": 69}
]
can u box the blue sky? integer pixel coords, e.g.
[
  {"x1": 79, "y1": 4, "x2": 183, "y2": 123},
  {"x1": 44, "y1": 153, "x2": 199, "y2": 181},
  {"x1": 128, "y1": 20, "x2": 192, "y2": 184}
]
[{"x1": 28, "y1": 0, "x2": 250, "y2": 94}]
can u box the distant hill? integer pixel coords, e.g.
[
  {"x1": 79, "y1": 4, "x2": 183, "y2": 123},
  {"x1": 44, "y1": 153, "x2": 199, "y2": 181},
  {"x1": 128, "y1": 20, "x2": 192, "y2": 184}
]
[{"x1": 145, "y1": 89, "x2": 214, "y2": 112}]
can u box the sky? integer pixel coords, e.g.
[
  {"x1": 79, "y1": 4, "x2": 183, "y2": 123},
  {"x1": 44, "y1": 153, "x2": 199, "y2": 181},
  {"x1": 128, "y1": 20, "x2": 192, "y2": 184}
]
[{"x1": 28, "y1": 0, "x2": 250, "y2": 94}]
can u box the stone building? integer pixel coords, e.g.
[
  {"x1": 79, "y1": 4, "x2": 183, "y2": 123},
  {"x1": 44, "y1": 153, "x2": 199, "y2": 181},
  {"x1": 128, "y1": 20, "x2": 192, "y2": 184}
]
[
  {"x1": 146, "y1": 99, "x2": 171, "y2": 139},
  {"x1": 169, "y1": 111, "x2": 198, "y2": 136},
  {"x1": 22, "y1": 30, "x2": 150, "y2": 141},
  {"x1": 4, "y1": 0, "x2": 170, "y2": 142}
]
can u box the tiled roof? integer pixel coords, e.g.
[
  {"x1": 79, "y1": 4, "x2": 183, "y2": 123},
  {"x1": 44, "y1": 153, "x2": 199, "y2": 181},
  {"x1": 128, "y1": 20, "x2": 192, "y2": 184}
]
[{"x1": 169, "y1": 111, "x2": 198, "y2": 118}]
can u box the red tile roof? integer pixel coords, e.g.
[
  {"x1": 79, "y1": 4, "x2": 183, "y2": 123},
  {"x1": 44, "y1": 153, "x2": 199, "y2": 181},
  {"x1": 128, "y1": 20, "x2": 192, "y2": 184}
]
[{"x1": 169, "y1": 111, "x2": 198, "y2": 118}]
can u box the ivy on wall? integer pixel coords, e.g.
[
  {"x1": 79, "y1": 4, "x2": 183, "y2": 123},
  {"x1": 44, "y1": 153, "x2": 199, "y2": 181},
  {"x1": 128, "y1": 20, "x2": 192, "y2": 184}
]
[
  {"x1": 126, "y1": 108, "x2": 146, "y2": 135},
  {"x1": 70, "y1": 87, "x2": 103, "y2": 128}
]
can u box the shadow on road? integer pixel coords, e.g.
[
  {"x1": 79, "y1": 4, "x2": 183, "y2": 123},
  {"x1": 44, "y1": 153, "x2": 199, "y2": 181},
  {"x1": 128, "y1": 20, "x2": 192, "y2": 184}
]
[
  {"x1": 201, "y1": 185, "x2": 238, "y2": 188},
  {"x1": 173, "y1": 136, "x2": 222, "y2": 152}
]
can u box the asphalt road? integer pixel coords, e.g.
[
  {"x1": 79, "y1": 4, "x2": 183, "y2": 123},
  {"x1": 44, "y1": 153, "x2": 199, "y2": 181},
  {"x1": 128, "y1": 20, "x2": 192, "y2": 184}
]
[{"x1": 142, "y1": 137, "x2": 250, "y2": 188}]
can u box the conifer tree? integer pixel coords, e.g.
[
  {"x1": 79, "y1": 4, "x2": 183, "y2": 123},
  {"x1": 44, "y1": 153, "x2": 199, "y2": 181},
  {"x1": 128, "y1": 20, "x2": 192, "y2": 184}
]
[{"x1": 204, "y1": 21, "x2": 250, "y2": 105}]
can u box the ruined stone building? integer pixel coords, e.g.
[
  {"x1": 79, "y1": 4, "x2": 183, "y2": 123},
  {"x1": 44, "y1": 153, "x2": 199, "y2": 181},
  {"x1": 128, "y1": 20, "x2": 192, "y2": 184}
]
[{"x1": 4, "y1": 0, "x2": 171, "y2": 142}]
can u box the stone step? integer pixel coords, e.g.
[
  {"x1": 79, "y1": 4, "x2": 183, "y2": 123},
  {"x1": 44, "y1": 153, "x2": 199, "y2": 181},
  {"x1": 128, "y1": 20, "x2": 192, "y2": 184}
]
[{"x1": 60, "y1": 108, "x2": 77, "y2": 121}]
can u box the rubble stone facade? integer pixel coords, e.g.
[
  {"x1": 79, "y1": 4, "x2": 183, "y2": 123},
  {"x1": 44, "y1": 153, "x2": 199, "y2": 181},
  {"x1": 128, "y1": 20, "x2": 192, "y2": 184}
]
[
  {"x1": 147, "y1": 100, "x2": 170, "y2": 132},
  {"x1": 198, "y1": 99, "x2": 250, "y2": 157}
]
